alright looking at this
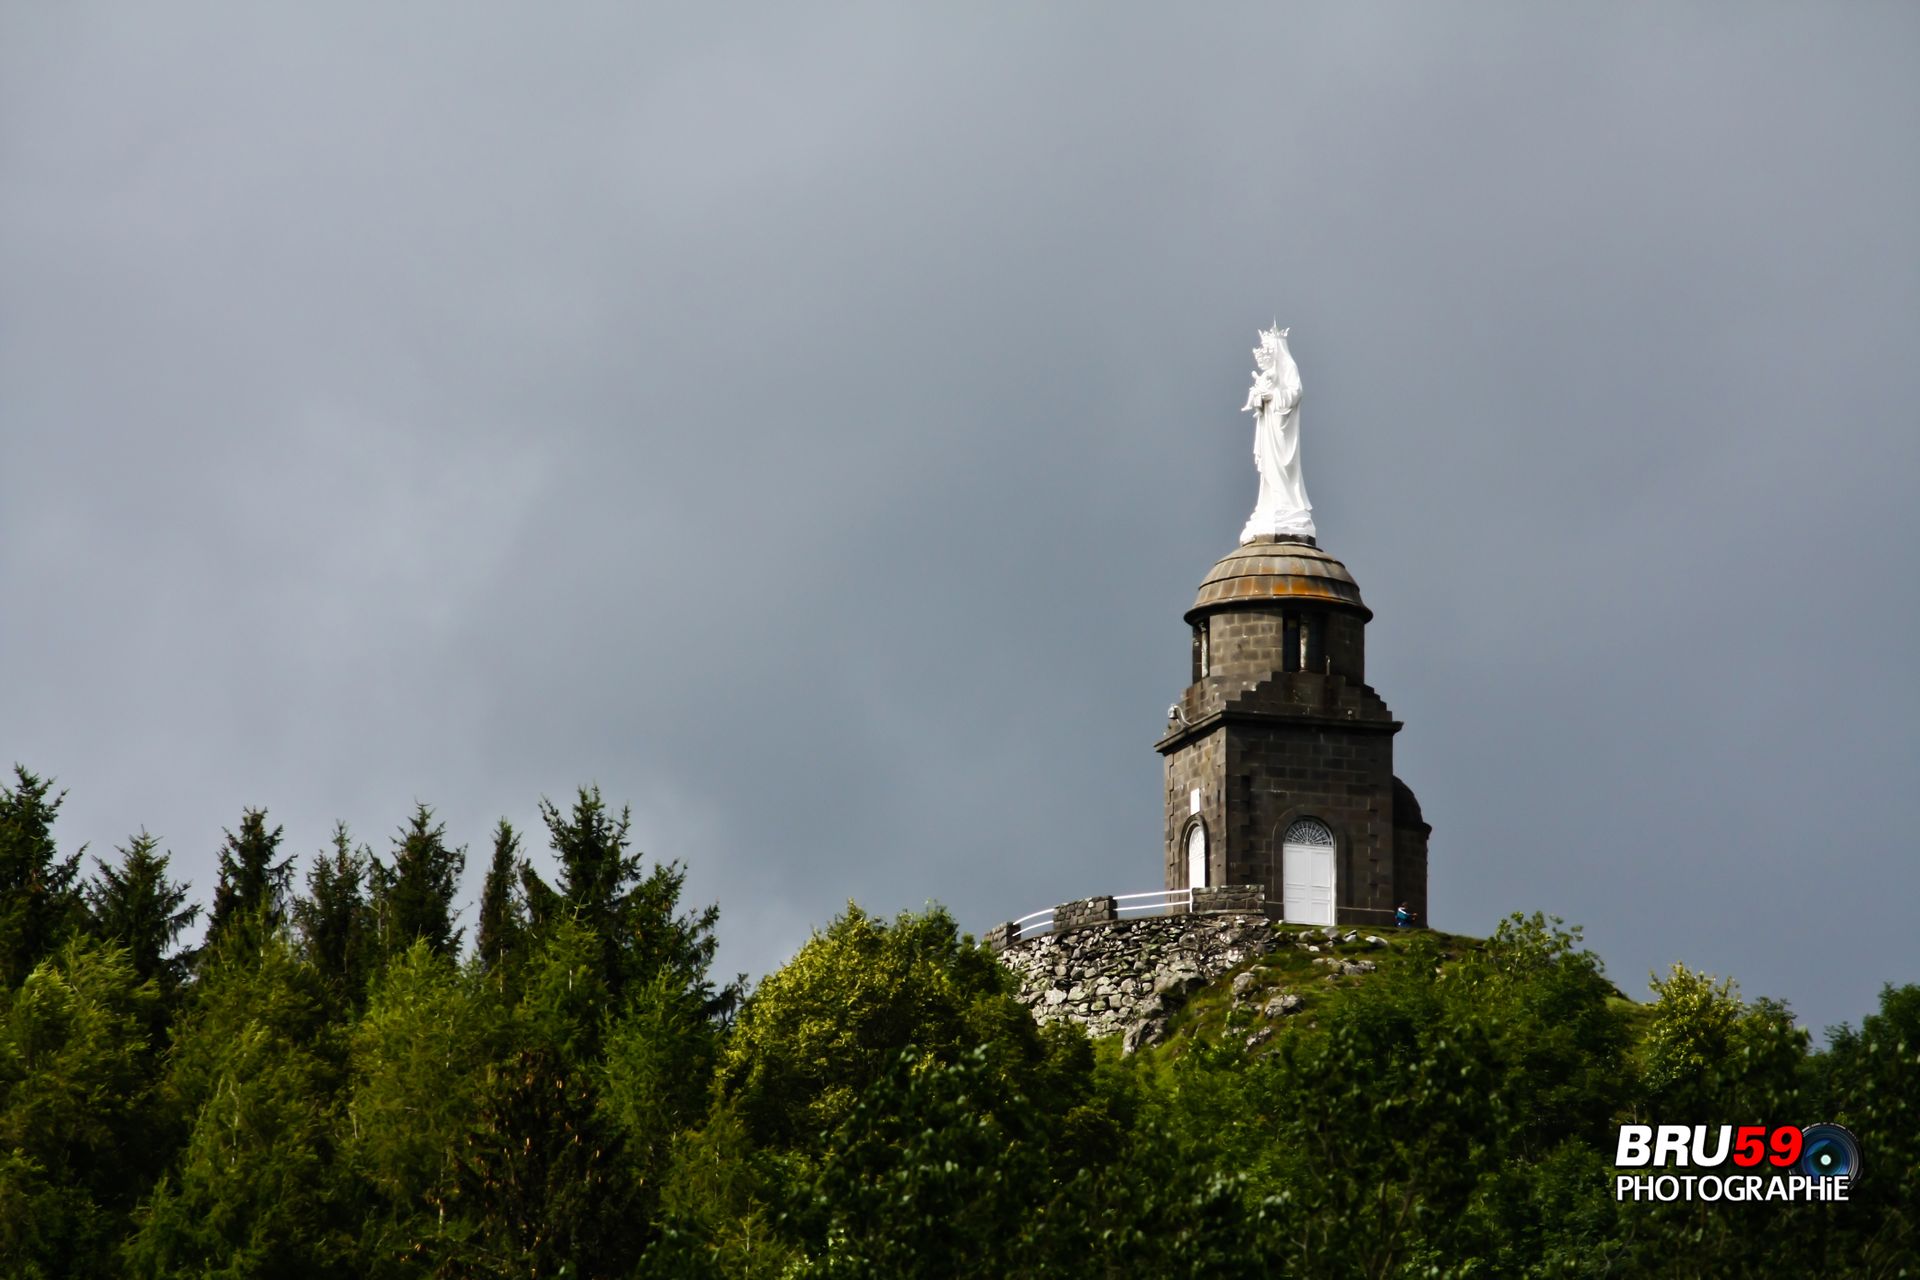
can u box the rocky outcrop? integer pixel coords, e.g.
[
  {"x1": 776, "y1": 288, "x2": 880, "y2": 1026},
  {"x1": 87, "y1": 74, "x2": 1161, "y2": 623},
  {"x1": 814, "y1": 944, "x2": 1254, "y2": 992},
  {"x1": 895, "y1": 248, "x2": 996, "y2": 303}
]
[
  {"x1": 994, "y1": 913, "x2": 1282, "y2": 1047},
  {"x1": 997, "y1": 915, "x2": 1395, "y2": 1052}
]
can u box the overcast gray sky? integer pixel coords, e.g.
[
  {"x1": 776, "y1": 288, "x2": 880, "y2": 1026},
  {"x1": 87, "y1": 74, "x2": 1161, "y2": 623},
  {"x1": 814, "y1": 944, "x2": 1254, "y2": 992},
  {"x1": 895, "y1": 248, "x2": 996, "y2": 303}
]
[{"x1": 4, "y1": 4, "x2": 1915, "y2": 1033}]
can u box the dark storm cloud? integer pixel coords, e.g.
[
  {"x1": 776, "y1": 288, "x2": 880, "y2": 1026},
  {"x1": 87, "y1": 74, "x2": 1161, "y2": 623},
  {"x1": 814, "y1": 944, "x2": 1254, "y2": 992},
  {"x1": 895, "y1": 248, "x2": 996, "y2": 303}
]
[{"x1": 4, "y1": 4, "x2": 1915, "y2": 1029}]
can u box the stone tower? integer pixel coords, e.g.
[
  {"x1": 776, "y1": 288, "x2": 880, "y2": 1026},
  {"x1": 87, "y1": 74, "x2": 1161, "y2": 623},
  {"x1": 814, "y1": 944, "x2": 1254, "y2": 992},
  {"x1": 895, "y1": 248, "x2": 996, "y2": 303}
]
[{"x1": 1155, "y1": 534, "x2": 1429, "y2": 927}]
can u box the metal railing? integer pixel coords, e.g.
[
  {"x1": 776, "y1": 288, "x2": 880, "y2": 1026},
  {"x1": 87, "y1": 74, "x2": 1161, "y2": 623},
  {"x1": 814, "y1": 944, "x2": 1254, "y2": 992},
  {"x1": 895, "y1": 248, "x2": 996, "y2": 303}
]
[
  {"x1": 1113, "y1": 888, "x2": 1193, "y2": 918},
  {"x1": 995, "y1": 886, "x2": 1269, "y2": 947},
  {"x1": 1010, "y1": 906, "x2": 1056, "y2": 943}
]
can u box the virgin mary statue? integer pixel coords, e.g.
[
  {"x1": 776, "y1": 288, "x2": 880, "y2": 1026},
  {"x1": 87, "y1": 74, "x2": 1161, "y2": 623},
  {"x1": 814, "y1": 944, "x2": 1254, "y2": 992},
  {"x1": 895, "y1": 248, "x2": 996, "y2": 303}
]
[{"x1": 1238, "y1": 325, "x2": 1316, "y2": 543}]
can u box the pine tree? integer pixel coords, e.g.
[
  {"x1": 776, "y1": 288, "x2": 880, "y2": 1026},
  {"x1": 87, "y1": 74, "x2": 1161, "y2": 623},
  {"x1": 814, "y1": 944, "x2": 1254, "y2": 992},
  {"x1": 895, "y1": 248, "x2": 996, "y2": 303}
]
[
  {"x1": 0, "y1": 940, "x2": 165, "y2": 1278},
  {"x1": 124, "y1": 934, "x2": 353, "y2": 1279},
  {"x1": 377, "y1": 803, "x2": 465, "y2": 959},
  {"x1": 294, "y1": 822, "x2": 376, "y2": 997},
  {"x1": 204, "y1": 808, "x2": 290, "y2": 957},
  {"x1": 523, "y1": 786, "x2": 722, "y2": 1005},
  {"x1": 84, "y1": 830, "x2": 200, "y2": 991},
  {"x1": 476, "y1": 819, "x2": 524, "y2": 973},
  {"x1": 0, "y1": 764, "x2": 85, "y2": 988}
]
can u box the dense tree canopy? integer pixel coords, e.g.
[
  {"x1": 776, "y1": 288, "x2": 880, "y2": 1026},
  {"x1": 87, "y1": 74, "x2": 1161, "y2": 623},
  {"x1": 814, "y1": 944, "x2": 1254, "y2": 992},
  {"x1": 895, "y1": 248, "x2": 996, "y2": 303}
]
[
  {"x1": 85, "y1": 832, "x2": 199, "y2": 995},
  {"x1": 0, "y1": 764, "x2": 1914, "y2": 1277},
  {"x1": 0, "y1": 766, "x2": 84, "y2": 990}
]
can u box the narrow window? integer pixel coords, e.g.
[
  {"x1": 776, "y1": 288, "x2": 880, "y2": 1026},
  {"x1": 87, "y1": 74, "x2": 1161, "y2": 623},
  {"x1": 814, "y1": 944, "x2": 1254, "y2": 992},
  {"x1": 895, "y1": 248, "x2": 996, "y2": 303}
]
[
  {"x1": 1186, "y1": 821, "x2": 1207, "y2": 889},
  {"x1": 1303, "y1": 613, "x2": 1325, "y2": 673},
  {"x1": 1282, "y1": 614, "x2": 1300, "y2": 673}
]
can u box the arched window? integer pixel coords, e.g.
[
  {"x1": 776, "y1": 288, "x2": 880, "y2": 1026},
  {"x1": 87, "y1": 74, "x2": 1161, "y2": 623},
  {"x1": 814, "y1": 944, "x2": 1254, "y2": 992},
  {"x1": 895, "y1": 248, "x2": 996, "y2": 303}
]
[
  {"x1": 1283, "y1": 818, "x2": 1334, "y2": 847},
  {"x1": 1280, "y1": 818, "x2": 1335, "y2": 925},
  {"x1": 1185, "y1": 821, "x2": 1207, "y2": 889}
]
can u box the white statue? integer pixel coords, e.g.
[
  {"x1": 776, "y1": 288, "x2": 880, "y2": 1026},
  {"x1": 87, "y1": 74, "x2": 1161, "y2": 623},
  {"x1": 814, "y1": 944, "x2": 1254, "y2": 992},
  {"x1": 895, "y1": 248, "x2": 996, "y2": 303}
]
[{"x1": 1238, "y1": 325, "x2": 1316, "y2": 543}]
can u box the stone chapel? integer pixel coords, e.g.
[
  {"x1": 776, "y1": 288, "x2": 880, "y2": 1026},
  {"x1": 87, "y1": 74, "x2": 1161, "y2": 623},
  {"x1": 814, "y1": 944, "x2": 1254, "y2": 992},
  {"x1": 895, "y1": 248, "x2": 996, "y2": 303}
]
[
  {"x1": 1155, "y1": 536, "x2": 1429, "y2": 928},
  {"x1": 1153, "y1": 327, "x2": 1429, "y2": 929}
]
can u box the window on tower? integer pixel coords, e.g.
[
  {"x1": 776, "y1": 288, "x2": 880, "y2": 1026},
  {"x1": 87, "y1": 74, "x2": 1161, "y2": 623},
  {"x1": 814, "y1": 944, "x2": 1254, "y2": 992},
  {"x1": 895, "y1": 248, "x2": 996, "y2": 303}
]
[{"x1": 1303, "y1": 612, "x2": 1325, "y2": 673}]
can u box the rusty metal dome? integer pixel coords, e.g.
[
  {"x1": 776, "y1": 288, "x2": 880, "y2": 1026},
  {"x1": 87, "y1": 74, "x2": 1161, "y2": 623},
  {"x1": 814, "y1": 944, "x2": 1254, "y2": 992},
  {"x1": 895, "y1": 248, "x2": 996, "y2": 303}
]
[{"x1": 1187, "y1": 535, "x2": 1369, "y2": 622}]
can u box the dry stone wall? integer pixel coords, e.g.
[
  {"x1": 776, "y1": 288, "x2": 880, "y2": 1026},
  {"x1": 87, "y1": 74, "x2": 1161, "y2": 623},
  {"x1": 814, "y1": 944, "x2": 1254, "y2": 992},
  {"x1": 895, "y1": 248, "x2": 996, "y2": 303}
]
[{"x1": 994, "y1": 912, "x2": 1282, "y2": 1046}]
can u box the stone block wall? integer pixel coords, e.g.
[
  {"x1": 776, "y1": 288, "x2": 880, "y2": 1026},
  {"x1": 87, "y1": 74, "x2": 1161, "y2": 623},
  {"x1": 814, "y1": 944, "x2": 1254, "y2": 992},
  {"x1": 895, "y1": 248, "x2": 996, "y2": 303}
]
[
  {"x1": 1054, "y1": 895, "x2": 1116, "y2": 931},
  {"x1": 994, "y1": 912, "x2": 1281, "y2": 1041},
  {"x1": 1191, "y1": 885, "x2": 1267, "y2": 913},
  {"x1": 1228, "y1": 720, "x2": 1398, "y2": 922},
  {"x1": 1164, "y1": 736, "x2": 1223, "y2": 888},
  {"x1": 1200, "y1": 607, "x2": 1366, "y2": 686}
]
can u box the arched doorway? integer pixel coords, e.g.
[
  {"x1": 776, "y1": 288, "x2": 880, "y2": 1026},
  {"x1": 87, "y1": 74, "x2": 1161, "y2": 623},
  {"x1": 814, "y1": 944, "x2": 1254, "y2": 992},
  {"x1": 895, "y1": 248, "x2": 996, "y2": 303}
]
[
  {"x1": 1186, "y1": 821, "x2": 1207, "y2": 890},
  {"x1": 1280, "y1": 818, "x2": 1335, "y2": 925}
]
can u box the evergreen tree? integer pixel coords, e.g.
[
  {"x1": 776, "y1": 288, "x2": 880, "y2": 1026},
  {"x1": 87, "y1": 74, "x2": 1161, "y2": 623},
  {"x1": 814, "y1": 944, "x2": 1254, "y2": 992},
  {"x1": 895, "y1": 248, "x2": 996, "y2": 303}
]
[
  {"x1": 523, "y1": 786, "x2": 722, "y2": 1005},
  {"x1": 538, "y1": 786, "x2": 635, "y2": 928},
  {"x1": 204, "y1": 808, "x2": 290, "y2": 957},
  {"x1": 293, "y1": 823, "x2": 376, "y2": 999},
  {"x1": 475, "y1": 819, "x2": 524, "y2": 974},
  {"x1": 0, "y1": 940, "x2": 165, "y2": 1279},
  {"x1": 430, "y1": 922, "x2": 642, "y2": 1278},
  {"x1": 84, "y1": 832, "x2": 199, "y2": 993},
  {"x1": 346, "y1": 942, "x2": 507, "y2": 1270},
  {"x1": 376, "y1": 804, "x2": 465, "y2": 960},
  {"x1": 0, "y1": 765, "x2": 85, "y2": 989},
  {"x1": 124, "y1": 934, "x2": 353, "y2": 1280}
]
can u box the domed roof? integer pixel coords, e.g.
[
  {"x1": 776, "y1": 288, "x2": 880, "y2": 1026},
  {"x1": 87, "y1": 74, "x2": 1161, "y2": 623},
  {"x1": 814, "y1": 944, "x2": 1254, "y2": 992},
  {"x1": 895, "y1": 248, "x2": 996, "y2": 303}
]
[
  {"x1": 1392, "y1": 776, "x2": 1427, "y2": 830},
  {"x1": 1188, "y1": 536, "x2": 1369, "y2": 620}
]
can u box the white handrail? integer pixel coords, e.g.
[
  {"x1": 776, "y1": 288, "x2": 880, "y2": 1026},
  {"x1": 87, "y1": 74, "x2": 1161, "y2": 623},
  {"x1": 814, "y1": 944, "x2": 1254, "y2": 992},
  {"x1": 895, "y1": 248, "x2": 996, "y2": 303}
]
[
  {"x1": 996, "y1": 885, "x2": 1269, "y2": 945},
  {"x1": 1114, "y1": 888, "x2": 1193, "y2": 916}
]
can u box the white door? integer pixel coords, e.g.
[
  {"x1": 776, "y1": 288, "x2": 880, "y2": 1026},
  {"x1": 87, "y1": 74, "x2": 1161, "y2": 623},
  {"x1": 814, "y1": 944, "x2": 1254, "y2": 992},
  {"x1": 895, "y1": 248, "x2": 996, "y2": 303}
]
[
  {"x1": 1281, "y1": 819, "x2": 1335, "y2": 924},
  {"x1": 1186, "y1": 824, "x2": 1207, "y2": 889}
]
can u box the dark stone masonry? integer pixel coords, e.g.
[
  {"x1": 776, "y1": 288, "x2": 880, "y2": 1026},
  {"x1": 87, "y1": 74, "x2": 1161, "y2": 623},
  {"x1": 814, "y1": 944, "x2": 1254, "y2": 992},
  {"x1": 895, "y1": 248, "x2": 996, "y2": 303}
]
[
  {"x1": 989, "y1": 515, "x2": 1432, "y2": 1040},
  {"x1": 1156, "y1": 535, "x2": 1429, "y2": 927}
]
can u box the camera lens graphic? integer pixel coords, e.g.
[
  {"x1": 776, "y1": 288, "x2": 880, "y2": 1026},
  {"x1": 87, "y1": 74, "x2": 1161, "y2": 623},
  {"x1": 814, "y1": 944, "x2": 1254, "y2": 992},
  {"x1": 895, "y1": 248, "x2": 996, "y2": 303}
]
[{"x1": 1797, "y1": 1124, "x2": 1861, "y2": 1180}]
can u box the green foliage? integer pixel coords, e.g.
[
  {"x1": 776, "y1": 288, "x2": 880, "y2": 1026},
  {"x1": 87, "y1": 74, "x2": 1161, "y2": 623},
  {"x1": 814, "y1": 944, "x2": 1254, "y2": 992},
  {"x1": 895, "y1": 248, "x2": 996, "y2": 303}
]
[
  {"x1": 0, "y1": 766, "x2": 85, "y2": 990},
  {"x1": 294, "y1": 823, "x2": 379, "y2": 1002},
  {"x1": 431, "y1": 1043, "x2": 639, "y2": 1280},
  {"x1": 343, "y1": 944, "x2": 506, "y2": 1272},
  {"x1": 1640, "y1": 962, "x2": 1807, "y2": 1119},
  {"x1": 426, "y1": 924, "x2": 645, "y2": 1278},
  {"x1": 4, "y1": 776, "x2": 1915, "y2": 1275},
  {"x1": 522, "y1": 787, "x2": 730, "y2": 1016},
  {"x1": 716, "y1": 904, "x2": 1049, "y2": 1149},
  {"x1": 0, "y1": 941, "x2": 162, "y2": 1279},
  {"x1": 204, "y1": 808, "x2": 291, "y2": 960},
  {"x1": 1156, "y1": 958, "x2": 1501, "y2": 1276},
  {"x1": 126, "y1": 933, "x2": 353, "y2": 1280},
  {"x1": 1814, "y1": 983, "x2": 1920, "y2": 1271},
  {"x1": 600, "y1": 971, "x2": 720, "y2": 1182},
  {"x1": 474, "y1": 819, "x2": 523, "y2": 977},
  {"x1": 373, "y1": 804, "x2": 466, "y2": 962},
  {"x1": 784, "y1": 1046, "x2": 1048, "y2": 1278},
  {"x1": 85, "y1": 831, "x2": 199, "y2": 995}
]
